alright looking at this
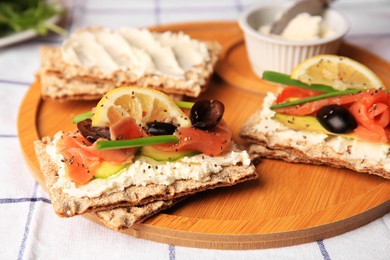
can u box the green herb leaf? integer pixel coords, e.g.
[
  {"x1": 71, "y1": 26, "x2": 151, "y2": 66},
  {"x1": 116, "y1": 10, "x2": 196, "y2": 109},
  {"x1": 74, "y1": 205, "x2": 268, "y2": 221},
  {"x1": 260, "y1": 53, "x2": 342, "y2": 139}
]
[
  {"x1": 97, "y1": 135, "x2": 179, "y2": 150},
  {"x1": 0, "y1": 0, "x2": 65, "y2": 37},
  {"x1": 270, "y1": 89, "x2": 363, "y2": 110},
  {"x1": 262, "y1": 71, "x2": 339, "y2": 93}
]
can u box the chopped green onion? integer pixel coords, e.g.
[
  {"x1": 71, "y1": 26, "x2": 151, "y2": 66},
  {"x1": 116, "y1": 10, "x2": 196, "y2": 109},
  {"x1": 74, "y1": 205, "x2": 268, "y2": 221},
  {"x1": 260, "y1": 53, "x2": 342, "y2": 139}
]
[
  {"x1": 262, "y1": 71, "x2": 339, "y2": 93},
  {"x1": 270, "y1": 89, "x2": 363, "y2": 110},
  {"x1": 175, "y1": 101, "x2": 194, "y2": 109},
  {"x1": 72, "y1": 111, "x2": 93, "y2": 124},
  {"x1": 97, "y1": 135, "x2": 179, "y2": 150}
]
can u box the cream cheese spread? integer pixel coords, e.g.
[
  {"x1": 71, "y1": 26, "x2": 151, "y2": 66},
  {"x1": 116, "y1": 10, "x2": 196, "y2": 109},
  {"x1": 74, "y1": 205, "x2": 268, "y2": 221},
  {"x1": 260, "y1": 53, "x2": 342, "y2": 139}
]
[
  {"x1": 61, "y1": 27, "x2": 210, "y2": 77},
  {"x1": 259, "y1": 12, "x2": 335, "y2": 41},
  {"x1": 46, "y1": 132, "x2": 251, "y2": 198},
  {"x1": 257, "y1": 92, "x2": 390, "y2": 170}
]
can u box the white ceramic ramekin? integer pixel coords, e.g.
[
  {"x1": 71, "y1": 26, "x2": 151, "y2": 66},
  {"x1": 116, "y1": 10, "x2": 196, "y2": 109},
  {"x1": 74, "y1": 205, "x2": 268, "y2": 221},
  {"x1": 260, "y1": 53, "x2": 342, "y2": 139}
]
[{"x1": 238, "y1": 3, "x2": 349, "y2": 77}]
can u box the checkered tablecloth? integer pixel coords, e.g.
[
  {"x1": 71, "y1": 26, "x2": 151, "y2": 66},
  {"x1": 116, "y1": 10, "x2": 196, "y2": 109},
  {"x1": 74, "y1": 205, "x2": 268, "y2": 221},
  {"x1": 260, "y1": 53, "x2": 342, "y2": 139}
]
[{"x1": 1, "y1": 0, "x2": 390, "y2": 259}]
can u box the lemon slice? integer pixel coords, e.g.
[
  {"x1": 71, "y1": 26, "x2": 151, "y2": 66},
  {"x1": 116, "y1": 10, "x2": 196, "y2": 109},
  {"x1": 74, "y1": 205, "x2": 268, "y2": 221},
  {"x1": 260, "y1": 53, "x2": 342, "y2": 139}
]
[
  {"x1": 92, "y1": 86, "x2": 191, "y2": 128},
  {"x1": 291, "y1": 55, "x2": 384, "y2": 90}
]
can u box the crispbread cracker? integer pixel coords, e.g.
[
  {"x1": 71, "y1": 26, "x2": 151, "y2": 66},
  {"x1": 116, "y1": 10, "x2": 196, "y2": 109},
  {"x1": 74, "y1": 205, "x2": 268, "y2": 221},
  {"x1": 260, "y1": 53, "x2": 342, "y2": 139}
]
[
  {"x1": 240, "y1": 107, "x2": 390, "y2": 179},
  {"x1": 93, "y1": 199, "x2": 180, "y2": 230},
  {"x1": 34, "y1": 137, "x2": 257, "y2": 218},
  {"x1": 38, "y1": 35, "x2": 221, "y2": 101}
]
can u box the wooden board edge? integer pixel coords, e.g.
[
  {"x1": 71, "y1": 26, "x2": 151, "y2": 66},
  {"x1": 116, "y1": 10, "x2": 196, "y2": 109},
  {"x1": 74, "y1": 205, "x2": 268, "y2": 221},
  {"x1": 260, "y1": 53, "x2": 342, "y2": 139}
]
[
  {"x1": 17, "y1": 80, "x2": 45, "y2": 187},
  {"x1": 125, "y1": 199, "x2": 390, "y2": 249}
]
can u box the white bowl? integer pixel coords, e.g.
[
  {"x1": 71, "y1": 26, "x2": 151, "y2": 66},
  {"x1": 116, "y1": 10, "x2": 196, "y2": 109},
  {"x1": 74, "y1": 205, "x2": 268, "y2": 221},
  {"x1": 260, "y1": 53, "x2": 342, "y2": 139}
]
[{"x1": 238, "y1": 3, "x2": 349, "y2": 77}]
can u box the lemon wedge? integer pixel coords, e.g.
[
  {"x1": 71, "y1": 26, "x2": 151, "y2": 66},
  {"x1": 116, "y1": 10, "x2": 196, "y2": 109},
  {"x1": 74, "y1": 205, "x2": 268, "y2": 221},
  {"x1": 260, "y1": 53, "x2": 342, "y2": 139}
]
[
  {"x1": 92, "y1": 86, "x2": 191, "y2": 128},
  {"x1": 291, "y1": 55, "x2": 384, "y2": 90}
]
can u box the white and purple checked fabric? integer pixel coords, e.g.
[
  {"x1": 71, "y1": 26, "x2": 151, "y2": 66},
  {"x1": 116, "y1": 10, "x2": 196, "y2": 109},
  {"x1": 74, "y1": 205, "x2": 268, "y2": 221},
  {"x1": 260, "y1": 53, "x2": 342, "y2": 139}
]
[{"x1": 1, "y1": 0, "x2": 390, "y2": 259}]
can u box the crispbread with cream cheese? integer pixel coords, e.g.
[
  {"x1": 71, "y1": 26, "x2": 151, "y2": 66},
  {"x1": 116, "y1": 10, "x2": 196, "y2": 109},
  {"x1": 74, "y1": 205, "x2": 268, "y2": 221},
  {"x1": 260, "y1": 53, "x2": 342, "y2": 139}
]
[
  {"x1": 240, "y1": 94, "x2": 390, "y2": 179},
  {"x1": 38, "y1": 27, "x2": 221, "y2": 101},
  {"x1": 34, "y1": 137, "x2": 257, "y2": 218}
]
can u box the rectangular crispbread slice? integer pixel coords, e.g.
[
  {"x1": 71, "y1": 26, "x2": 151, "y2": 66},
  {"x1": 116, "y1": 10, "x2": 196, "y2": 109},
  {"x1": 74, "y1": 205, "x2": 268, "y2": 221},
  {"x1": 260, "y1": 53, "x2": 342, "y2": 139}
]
[
  {"x1": 38, "y1": 38, "x2": 221, "y2": 101},
  {"x1": 34, "y1": 137, "x2": 257, "y2": 218},
  {"x1": 93, "y1": 198, "x2": 185, "y2": 230},
  {"x1": 240, "y1": 105, "x2": 390, "y2": 179}
]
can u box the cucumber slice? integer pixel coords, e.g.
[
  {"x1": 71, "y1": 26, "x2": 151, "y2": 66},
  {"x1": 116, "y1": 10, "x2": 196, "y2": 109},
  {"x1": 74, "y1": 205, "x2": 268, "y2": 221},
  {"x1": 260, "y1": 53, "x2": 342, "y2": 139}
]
[
  {"x1": 94, "y1": 161, "x2": 128, "y2": 179},
  {"x1": 273, "y1": 113, "x2": 358, "y2": 139},
  {"x1": 141, "y1": 146, "x2": 199, "y2": 162}
]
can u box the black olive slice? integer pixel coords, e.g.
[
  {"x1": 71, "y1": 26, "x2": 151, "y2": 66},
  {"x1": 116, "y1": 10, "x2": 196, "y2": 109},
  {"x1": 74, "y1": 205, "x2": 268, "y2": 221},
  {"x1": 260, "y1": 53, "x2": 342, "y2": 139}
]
[
  {"x1": 316, "y1": 105, "x2": 358, "y2": 134},
  {"x1": 190, "y1": 100, "x2": 224, "y2": 130},
  {"x1": 146, "y1": 122, "x2": 177, "y2": 135}
]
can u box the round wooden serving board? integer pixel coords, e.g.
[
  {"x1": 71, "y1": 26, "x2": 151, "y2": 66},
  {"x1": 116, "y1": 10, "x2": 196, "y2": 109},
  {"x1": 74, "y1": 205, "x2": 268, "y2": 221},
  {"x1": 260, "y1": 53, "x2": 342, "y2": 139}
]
[{"x1": 18, "y1": 22, "x2": 390, "y2": 250}]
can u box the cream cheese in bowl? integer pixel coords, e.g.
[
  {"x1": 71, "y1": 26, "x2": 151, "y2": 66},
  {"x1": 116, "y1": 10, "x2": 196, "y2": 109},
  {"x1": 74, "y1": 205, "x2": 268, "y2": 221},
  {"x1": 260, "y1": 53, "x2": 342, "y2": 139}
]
[
  {"x1": 238, "y1": 3, "x2": 349, "y2": 75},
  {"x1": 259, "y1": 12, "x2": 336, "y2": 41}
]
